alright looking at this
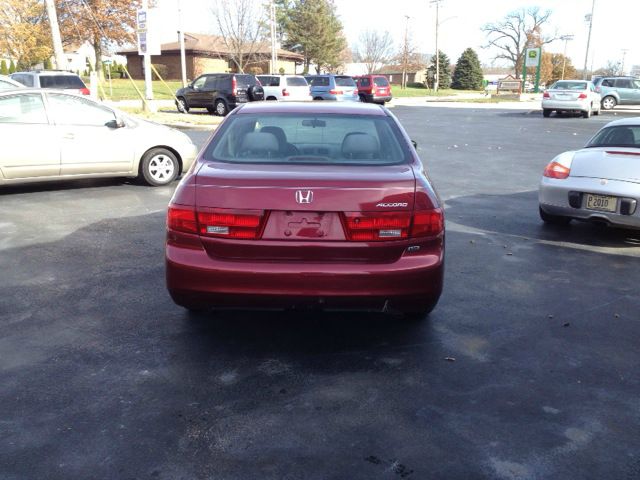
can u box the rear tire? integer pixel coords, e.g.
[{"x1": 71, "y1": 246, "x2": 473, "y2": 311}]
[
  {"x1": 359, "y1": 94, "x2": 366, "y2": 103},
  {"x1": 542, "y1": 109, "x2": 551, "y2": 117},
  {"x1": 313, "y1": 97, "x2": 323, "y2": 101},
  {"x1": 140, "y1": 148, "x2": 179, "y2": 186},
  {"x1": 582, "y1": 107, "x2": 591, "y2": 118},
  {"x1": 539, "y1": 206, "x2": 571, "y2": 225},
  {"x1": 214, "y1": 99, "x2": 228, "y2": 116},
  {"x1": 206, "y1": 106, "x2": 215, "y2": 114},
  {"x1": 601, "y1": 96, "x2": 616, "y2": 110}
]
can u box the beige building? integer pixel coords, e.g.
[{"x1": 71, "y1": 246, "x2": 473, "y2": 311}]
[{"x1": 118, "y1": 33, "x2": 304, "y2": 80}]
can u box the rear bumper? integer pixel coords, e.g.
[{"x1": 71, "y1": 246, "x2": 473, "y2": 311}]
[
  {"x1": 166, "y1": 238, "x2": 444, "y2": 311},
  {"x1": 363, "y1": 94, "x2": 392, "y2": 103},
  {"x1": 539, "y1": 176, "x2": 640, "y2": 229},
  {"x1": 541, "y1": 99, "x2": 590, "y2": 111}
]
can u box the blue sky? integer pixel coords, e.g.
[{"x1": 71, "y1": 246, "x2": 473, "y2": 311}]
[{"x1": 157, "y1": 0, "x2": 639, "y2": 72}]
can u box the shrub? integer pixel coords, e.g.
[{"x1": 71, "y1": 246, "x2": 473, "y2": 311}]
[
  {"x1": 8, "y1": 60, "x2": 16, "y2": 74},
  {"x1": 407, "y1": 82, "x2": 427, "y2": 89},
  {"x1": 151, "y1": 63, "x2": 168, "y2": 80},
  {"x1": 0, "y1": 60, "x2": 7, "y2": 75}
]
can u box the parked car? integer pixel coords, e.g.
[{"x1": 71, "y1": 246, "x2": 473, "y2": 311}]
[
  {"x1": 539, "y1": 117, "x2": 640, "y2": 230},
  {"x1": 541, "y1": 80, "x2": 601, "y2": 118},
  {"x1": 0, "y1": 89, "x2": 197, "y2": 187},
  {"x1": 593, "y1": 76, "x2": 640, "y2": 110},
  {"x1": 353, "y1": 75, "x2": 392, "y2": 104},
  {"x1": 10, "y1": 70, "x2": 89, "y2": 95},
  {"x1": 305, "y1": 74, "x2": 359, "y2": 102},
  {"x1": 166, "y1": 102, "x2": 444, "y2": 318},
  {"x1": 175, "y1": 73, "x2": 264, "y2": 116},
  {"x1": 256, "y1": 75, "x2": 311, "y2": 101},
  {"x1": 0, "y1": 75, "x2": 24, "y2": 91}
]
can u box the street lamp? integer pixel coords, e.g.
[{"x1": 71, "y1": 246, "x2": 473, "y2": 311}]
[
  {"x1": 560, "y1": 34, "x2": 574, "y2": 80},
  {"x1": 430, "y1": 0, "x2": 442, "y2": 93},
  {"x1": 620, "y1": 49, "x2": 629, "y2": 75},
  {"x1": 582, "y1": 0, "x2": 595, "y2": 80}
]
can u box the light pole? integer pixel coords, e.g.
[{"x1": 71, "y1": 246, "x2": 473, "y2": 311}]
[
  {"x1": 44, "y1": 0, "x2": 66, "y2": 70},
  {"x1": 620, "y1": 49, "x2": 629, "y2": 75},
  {"x1": 582, "y1": 0, "x2": 595, "y2": 80},
  {"x1": 430, "y1": 0, "x2": 442, "y2": 92},
  {"x1": 270, "y1": 0, "x2": 278, "y2": 74},
  {"x1": 402, "y1": 15, "x2": 410, "y2": 89},
  {"x1": 560, "y1": 34, "x2": 574, "y2": 80},
  {"x1": 177, "y1": 0, "x2": 187, "y2": 87}
]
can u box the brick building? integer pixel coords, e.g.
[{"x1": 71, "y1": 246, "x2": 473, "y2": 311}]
[{"x1": 118, "y1": 33, "x2": 304, "y2": 80}]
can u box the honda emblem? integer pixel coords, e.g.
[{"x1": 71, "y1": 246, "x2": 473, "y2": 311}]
[{"x1": 295, "y1": 190, "x2": 314, "y2": 204}]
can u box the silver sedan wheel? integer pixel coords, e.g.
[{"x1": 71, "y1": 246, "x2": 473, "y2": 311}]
[{"x1": 148, "y1": 153, "x2": 176, "y2": 183}]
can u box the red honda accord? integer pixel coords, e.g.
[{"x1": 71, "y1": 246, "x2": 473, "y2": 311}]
[{"x1": 165, "y1": 102, "x2": 444, "y2": 318}]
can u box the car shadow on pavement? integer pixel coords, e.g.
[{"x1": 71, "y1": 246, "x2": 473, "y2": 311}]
[
  {"x1": 445, "y1": 189, "x2": 640, "y2": 249},
  {"x1": 0, "y1": 177, "x2": 137, "y2": 195}
]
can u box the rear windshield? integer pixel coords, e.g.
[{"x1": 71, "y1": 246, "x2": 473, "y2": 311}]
[
  {"x1": 39, "y1": 75, "x2": 86, "y2": 89},
  {"x1": 373, "y1": 77, "x2": 389, "y2": 87},
  {"x1": 551, "y1": 81, "x2": 587, "y2": 90},
  {"x1": 335, "y1": 76, "x2": 356, "y2": 87},
  {"x1": 286, "y1": 77, "x2": 307, "y2": 87},
  {"x1": 204, "y1": 113, "x2": 410, "y2": 166},
  {"x1": 587, "y1": 126, "x2": 640, "y2": 148},
  {"x1": 235, "y1": 75, "x2": 258, "y2": 87}
]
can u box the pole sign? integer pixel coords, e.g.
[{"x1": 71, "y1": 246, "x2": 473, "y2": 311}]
[
  {"x1": 525, "y1": 48, "x2": 541, "y2": 68},
  {"x1": 136, "y1": 8, "x2": 161, "y2": 56}
]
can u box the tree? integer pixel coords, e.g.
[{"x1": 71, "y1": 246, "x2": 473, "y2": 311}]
[
  {"x1": 427, "y1": 51, "x2": 451, "y2": 89},
  {"x1": 210, "y1": 0, "x2": 265, "y2": 73},
  {"x1": 539, "y1": 52, "x2": 576, "y2": 85},
  {"x1": 354, "y1": 30, "x2": 394, "y2": 74},
  {"x1": 593, "y1": 60, "x2": 622, "y2": 77},
  {"x1": 482, "y1": 7, "x2": 558, "y2": 78},
  {"x1": 284, "y1": 0, "x2": 346, "y2": 73},
  {"x1": 0, "y1": 60, "x2": 7, "y2": 75},
  {"x1": 9, "y1": 60, "x2": 16, "y2": 73},
  {"x1": 57, "y1": 0, "x2": 140, "y2": 79},
  {"x1": 451, "y1": 48, "x2": 483, "y2": 90},
  {"x1": 43, "y1": 57, "x2": 52, "y2": 69},
  {"x1": 0, "y1": 0, "x2": 52, "y2": 68}
]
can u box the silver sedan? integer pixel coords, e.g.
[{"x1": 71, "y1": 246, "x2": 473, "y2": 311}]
[
  {"x1": 539, "y1": 117, "x2": 640, "y2": 229},
  {"x1": 541, "y1": 80, "x2": 601, "y2": 118},
  {"x1": 0, "y1": 89, "x2": 197, "y2": 187}
]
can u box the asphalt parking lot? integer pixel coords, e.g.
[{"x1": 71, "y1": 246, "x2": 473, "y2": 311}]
[{"x1": 2, "y1": 106, "x2": 639, "y2": 480}]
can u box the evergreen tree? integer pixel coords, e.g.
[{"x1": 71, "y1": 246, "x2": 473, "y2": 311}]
[
  {"x1": 451, "y1": 48, "x2": 484, "y2": 90},
  {"x1": 43, "y1": 58, "x2": 52, "y2": 70},
  {"x1": 9, "y1": 60, "x2": 16, "y2": 74},
  {"x1": 284, "y1": 0, "x2": 347, "y2": 73},
  {"x1": 0, "y1": 60, "x2": 7, "y2": 75},
  {"x1": 427, "y1": 51, "x2": 451, "y2": 89}
]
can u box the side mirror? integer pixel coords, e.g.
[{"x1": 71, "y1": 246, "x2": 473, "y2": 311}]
[
  {"x1": 411, "y1": 140, "x2": 418, "y2": 149},
  {"x1": 106, "y1": 117, "x2": 125, "y2": 129}
]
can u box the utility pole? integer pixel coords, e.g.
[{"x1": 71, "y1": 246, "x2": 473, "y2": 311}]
[
  {"x1": 582, "y1": 0, "x2": 595, "y2": 80},
  {"x1": 44, "y1": 0, "x2": 66, "y2": 70},
  {"x1": 270, "y1": 0, "x2": 277, "y2": 74},
  {"x1": 431, "y1": 0, "x2": 442, "y2": 93},
  {"x1": 402, "y1": 15, "x2": 410, "y2": 89},
  {"x1": 177, "y1": 0, "x2": 187, "y2": 87},
  {"x1": 560, "y1": 34, "x2": 574, "y2": 80}
]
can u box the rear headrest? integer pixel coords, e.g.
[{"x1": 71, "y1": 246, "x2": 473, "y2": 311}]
[
  {"x1": 239, "y1": 132, "x2": 279, "y2": 155},
  {"x1": 260, "y1": 126, "x2": 287, "y2": 146},
  {"x1": 341, "y1": 132, "x2": 379, "y2": 159}
]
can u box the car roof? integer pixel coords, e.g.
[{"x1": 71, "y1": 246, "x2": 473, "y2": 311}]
[
  {"x1": 13, "y1": 70, "x2": 80, "y2": 76},
  {"x1": 602, "y1": 116, "x2": 640, "y2": 128},
  {"x1": 235, "y1": 101, "x2": 387, "y2": 116},
  {"x1": 0, "y1": 88, "x2": 93, "y2": 98}
]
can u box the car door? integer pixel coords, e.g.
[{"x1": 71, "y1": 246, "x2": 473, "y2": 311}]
[
  {"x1": 614, "y1": 78, "x2": 634, "y2": 104},
  {"x1": 46, "y1": 93, "x2": 134, "y2": 175},
  {"x1": 0, "y1": 92, "x2": 60, "y2": 180},
  {"x1": 185, "y1": 75, "x2": 208, "y2": 107},
  {"x1": 202, "y1": 74, "x2": 219, "y2": 107}
]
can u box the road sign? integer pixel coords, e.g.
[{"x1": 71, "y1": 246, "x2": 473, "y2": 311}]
[
  {"x1": 137, "y1": 9, "x2": 147, "y2": 32},
  {"x1": 525, "y1": 48, "x2": 541, "y2": 68}
]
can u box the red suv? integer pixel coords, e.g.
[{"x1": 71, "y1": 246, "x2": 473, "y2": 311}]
[{"x1": 354, "y1": 75, "x2": 392, "y2": 104}]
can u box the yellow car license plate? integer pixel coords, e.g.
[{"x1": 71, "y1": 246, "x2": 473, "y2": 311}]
[{"x1": 586, "y1": 194, "x2": 617, "y2": 212}]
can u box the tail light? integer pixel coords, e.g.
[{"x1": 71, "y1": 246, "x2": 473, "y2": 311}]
[
  {"x1": 329, "y1": 89, "x2": 343, "y2": 95},
  {"x1": 343, "y1": 209, "x2": 443, "y2": 241},
  {"x1": 168, "y1": 206, "x2": 265, "y2": 239},
  {"x1": 543, "y1": 91, "x2": 550, "y2": 98},
  {"x1": 282, "y1": 88, "x2": 289, "y2": 96},
  {"x1": 197, "y1": 209, "x2": 264, "y2": 239},
  {"x1": 578, "y1": 92, "x2": 587, "y2": 99},
  {"x1": 353, "y1": 89, "x2": 358, "y2": 96},
  {"x1": 231, "y1": 76, "x2": 237, "y2": 96},
  {"x1": 80, "y1": 87, "x2": 90, "y2": 95},
  {"x1": 543, "y1": 161, "x2": 571, "y2": 179}
]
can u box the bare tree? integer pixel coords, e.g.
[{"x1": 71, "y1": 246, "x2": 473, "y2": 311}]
[
  {"x1": 211, "y1": 0, "x2": 265, "y2": 73},
  {"x1": 482, "y1": 7, "x2": 558, "y2": 78},
  {"x1": 353, "y1": 29, "x2": 394, "y2": 74}
]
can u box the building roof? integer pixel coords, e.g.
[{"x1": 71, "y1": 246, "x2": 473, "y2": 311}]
[{"x1": 118, "y1": 33, "x2": 303, "y2": 61}]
